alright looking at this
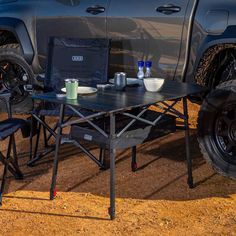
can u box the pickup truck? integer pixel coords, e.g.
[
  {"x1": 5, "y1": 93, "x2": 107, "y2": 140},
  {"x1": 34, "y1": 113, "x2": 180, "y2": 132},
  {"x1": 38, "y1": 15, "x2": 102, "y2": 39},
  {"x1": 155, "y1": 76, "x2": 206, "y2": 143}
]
[{"x1": 0, "y1": 0, "x2": 236, "y2": 179}]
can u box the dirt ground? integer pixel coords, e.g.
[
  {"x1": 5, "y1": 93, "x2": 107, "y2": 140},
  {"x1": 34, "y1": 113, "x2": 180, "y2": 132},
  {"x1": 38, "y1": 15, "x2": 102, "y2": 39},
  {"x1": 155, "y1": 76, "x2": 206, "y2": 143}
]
[{"x1": 0, "y1": 102, "x2": 236, "y2": 236}]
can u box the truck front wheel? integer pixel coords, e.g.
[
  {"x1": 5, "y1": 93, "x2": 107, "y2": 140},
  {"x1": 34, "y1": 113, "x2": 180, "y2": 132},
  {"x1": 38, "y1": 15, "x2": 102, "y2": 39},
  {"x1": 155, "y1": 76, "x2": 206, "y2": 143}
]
[
  {"x1": 198, "y1": 80, "x2": 236, "y2": 179},
  {"x1": 0, "y1": 44, "x2": 34, "y2": 111}
]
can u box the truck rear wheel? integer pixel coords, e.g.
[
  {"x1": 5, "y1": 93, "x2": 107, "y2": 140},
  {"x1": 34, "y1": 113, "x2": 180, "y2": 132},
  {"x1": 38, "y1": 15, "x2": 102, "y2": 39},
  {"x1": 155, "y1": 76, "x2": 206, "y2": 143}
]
[
  {"x1": 198, "y1": 80, "x2": 236, "y2": 179},
  {"x1": 0, "y1": 44, "x2": 34, "y2": 111}
]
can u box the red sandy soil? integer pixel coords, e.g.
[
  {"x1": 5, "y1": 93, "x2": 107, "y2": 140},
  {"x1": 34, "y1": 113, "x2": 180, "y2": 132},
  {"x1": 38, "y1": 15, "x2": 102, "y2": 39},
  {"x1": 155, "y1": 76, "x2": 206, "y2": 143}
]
[{"x1": 0, "y1": 102, "x2": 236, "y2": 236}]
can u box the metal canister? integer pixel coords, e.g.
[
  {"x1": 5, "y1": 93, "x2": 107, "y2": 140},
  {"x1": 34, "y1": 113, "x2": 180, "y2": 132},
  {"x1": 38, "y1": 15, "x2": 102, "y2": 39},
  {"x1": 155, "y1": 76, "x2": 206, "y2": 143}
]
[{"x1": 114, "y1": 72, "x2": 127, "y2": 91}]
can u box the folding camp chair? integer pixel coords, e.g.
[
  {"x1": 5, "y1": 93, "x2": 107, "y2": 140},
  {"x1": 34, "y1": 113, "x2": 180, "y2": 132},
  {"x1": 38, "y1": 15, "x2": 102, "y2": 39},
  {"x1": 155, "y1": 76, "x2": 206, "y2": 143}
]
[
  {"x1": 0, "y1": 92, "x2": 30, "y2": 204},
  {"x1": 28, "y1": 37, "x2": 110, "y2": 166}
]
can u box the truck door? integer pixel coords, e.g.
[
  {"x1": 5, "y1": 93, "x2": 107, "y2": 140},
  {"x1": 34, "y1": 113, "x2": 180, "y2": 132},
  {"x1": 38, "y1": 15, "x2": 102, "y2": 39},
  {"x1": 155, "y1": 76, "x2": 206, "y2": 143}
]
[
  {"x1": 107, "y1": 0, "x2": 190, "y2": 79},
  {"x1": 35, "y1": 0, "x2": 109, "y2": 70}
]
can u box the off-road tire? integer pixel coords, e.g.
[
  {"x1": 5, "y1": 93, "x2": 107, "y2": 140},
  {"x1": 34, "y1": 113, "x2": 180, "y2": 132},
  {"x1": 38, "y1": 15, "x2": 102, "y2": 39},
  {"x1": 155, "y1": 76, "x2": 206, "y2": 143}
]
[
  {"x1": 198, "y1": 80, "x2": 236, "y2": 179},
  {"x1": 0, "y1": 44, "x2": 34, "y2": 112}
]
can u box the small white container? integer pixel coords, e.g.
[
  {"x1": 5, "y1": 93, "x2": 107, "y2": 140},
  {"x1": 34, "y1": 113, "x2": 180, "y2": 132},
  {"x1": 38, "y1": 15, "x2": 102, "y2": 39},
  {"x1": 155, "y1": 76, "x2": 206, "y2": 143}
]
[{"x1": 143, "y1": 78, "x2": 165, "y2": 92}]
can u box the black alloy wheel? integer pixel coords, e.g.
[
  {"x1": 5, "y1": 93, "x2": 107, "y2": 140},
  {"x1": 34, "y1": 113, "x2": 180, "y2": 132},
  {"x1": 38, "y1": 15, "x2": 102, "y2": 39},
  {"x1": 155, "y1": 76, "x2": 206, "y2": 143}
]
[
  {"x1": 198, "y1": 80, "x2": 236, "y2": 179},
  {"x1": 0, "y1": 60, "x2": 30, "y2": 104},
  {"x1": 0, "y1": 44, "x2": 34, "y2": 108},
  {"x1": 214, "y1": 103, "x2": 236, "y2": 165}
]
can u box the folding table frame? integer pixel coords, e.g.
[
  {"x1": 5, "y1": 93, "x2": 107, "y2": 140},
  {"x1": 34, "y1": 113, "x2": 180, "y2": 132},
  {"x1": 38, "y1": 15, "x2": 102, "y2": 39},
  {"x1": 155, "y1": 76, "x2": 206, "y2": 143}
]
[{"x1": 32, "y1": 95, "x2": 193, "y2": 220}]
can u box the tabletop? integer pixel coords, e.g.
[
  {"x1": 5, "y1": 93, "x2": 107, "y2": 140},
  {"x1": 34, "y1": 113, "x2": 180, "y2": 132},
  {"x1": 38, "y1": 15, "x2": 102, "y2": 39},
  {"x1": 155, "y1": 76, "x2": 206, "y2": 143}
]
[{"x1": 32, "y1": 80, "x2": 204, "y2": 113}]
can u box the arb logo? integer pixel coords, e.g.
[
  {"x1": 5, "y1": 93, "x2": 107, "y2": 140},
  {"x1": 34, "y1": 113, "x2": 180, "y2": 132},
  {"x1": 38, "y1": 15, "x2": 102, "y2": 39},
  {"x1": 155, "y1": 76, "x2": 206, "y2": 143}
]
[{"x1": 72, "y1": 56, "x2": 84, "y2": 62}]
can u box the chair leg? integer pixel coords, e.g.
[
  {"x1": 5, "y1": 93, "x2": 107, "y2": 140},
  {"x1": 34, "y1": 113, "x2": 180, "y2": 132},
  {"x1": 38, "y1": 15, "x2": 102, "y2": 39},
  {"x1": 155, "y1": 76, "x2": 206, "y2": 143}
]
[
  {"x1": 28, "y1": 116, "x2": 59, "y2": 167},
  {"x1": 99, "y1": 148, "x2": 110, "y2": 170},
  {"x1": 11, "y1": 136, "x2": 23, "y2": 179},
  {"x1": 42, "y1": 117, "x2": 49, "y2": 148},
  {"x1": 43, "y1": 126, "x2": 48, "y2": 148},
  {"x1": 33, "y1": 121, "x2": 42, "y2": 161},
  {"x1": 6, "y1": 135, "x2": 13, "y2": 160},
  {"x1": 27, "y1": 120, "x2": 42, "y2": 167},
  {"x1": 47, "y1": 115, "x2": 72, "y2": 144},
  {"x1": 12, "y1": 135, "x2": 18, "y2": 166},
  {"x1": 131, "y1": 146, "x2": 137, "y2": 172},
  {"x1": 99, "y1": 148, "x2": 103, "y2": 163},
  {"x1": 0, "y1": 157, "x2": 10, "y2": 206},
  {"x1": 0, "y1": 135, "x2": 13, "y2": 205},
  {"x1": 99, "y1": 149, "x2": 111, "y2": 170},
  {"x1": 46, "y1": 122, "x2": 58, "y2": 144},
  {"x1": 99, "y1": 148, "x2": 105, "y2": 166},
  {"x1": 29, "y1": 115, "x2": 34, "y2": 160}
]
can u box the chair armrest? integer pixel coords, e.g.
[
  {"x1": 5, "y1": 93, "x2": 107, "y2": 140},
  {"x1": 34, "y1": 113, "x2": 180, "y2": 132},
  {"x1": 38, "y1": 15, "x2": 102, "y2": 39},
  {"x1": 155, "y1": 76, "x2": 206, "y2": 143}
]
[
  {"x1": 0, "y1": 92, "x2": 11, "y2": 101},
  {"x1": 24, "y1": 83, "x2": 44, "y2": 94}
]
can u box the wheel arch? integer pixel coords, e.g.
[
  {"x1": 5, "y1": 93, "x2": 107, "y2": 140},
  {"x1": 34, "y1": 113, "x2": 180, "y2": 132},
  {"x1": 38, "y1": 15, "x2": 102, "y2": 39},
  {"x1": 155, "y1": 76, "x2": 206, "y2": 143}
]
[
  {"x1": 187, "y1": 26, "x2": 236, "y2": 89},
  {"x1": 0, "y1": 17, "x2": 34, "y2": 64}
]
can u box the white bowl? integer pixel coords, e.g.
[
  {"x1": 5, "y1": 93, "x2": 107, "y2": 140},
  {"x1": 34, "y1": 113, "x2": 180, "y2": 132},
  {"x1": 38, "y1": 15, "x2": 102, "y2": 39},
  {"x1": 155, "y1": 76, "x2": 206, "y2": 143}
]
[{"x1": 143, "y1": 78, "x2": 165, "y2": 92}]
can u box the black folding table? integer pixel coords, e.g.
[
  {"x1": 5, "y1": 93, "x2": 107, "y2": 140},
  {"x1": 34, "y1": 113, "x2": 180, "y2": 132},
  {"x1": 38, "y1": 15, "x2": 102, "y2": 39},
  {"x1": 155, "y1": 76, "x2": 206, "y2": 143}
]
[{"x1": 32, "y1": 80, "x2": 204, "y2": 220}]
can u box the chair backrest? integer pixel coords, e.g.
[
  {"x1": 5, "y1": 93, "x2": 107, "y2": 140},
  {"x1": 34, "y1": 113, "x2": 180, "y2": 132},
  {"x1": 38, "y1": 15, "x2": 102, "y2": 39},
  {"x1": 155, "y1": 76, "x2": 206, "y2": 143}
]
[
  {"x1": 0, "y1": 92, "x2": 30, "y2": 139},
  {"x1": 44, "y1": 37, "x2": 110, "y2": 93}
]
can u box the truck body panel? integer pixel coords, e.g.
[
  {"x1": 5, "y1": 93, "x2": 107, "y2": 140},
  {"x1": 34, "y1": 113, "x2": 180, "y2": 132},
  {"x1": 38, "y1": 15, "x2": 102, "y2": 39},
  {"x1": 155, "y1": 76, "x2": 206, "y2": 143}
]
[{"x1": 0, "y1": 0, "x2": 236, "y2": 85}]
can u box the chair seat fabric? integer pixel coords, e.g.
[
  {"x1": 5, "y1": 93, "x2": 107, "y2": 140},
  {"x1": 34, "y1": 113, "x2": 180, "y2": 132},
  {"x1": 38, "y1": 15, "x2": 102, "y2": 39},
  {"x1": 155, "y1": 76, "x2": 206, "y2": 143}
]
[
  {"x1": 35, "y1": 108, "x2": 77, "y2": 117},
  {"x1": 0, "y1": 118, "x2": 30, "y2": 140}
]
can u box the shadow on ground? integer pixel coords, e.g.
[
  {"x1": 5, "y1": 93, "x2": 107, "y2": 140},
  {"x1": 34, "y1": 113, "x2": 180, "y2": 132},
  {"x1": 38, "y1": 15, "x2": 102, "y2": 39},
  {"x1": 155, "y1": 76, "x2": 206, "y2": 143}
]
[{"x1": 1, "y1": 128, "x2": 236, "y2": 203}]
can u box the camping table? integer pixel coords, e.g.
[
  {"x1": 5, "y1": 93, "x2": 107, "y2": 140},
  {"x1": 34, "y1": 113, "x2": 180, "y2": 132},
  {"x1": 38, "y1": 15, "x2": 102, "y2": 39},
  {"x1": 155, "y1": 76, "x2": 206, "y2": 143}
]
[{"x1": 32, "y1": 80, "x2": 204, "y2": 220}]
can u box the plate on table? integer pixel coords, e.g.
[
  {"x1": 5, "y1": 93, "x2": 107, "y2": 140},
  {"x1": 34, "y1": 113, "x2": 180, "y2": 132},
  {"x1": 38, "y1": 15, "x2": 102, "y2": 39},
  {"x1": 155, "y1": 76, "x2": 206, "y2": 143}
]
[
  {"x1": 61, "y1": 87, "x2": 98, "y2": 95},
  {"x1": 109, "y1": 78, "x2": 142, "y2": 86}
]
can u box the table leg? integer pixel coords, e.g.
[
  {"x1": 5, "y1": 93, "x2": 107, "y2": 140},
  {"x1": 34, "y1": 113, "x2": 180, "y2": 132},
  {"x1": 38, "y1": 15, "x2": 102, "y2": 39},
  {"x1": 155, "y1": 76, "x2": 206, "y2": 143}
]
[
  {"x1": 109, "y1": 113, "x2": 116, "y2": 220},
  {"x1": 50, "y1": 104, "x2": 65, "y2": 200},
  {"x1": 183, "y1": 97, "x2": 194, "y2": 188}
]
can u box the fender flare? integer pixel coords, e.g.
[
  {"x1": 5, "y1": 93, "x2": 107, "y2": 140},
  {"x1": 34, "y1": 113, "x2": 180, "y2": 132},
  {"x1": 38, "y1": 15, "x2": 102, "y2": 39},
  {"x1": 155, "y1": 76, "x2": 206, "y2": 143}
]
[
  {"x1": 193, "y1": 26, "x2": 236, "y2": 78},
  {"x1": 0, "y1": 17, "x2": 34, "y2": 64}
]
